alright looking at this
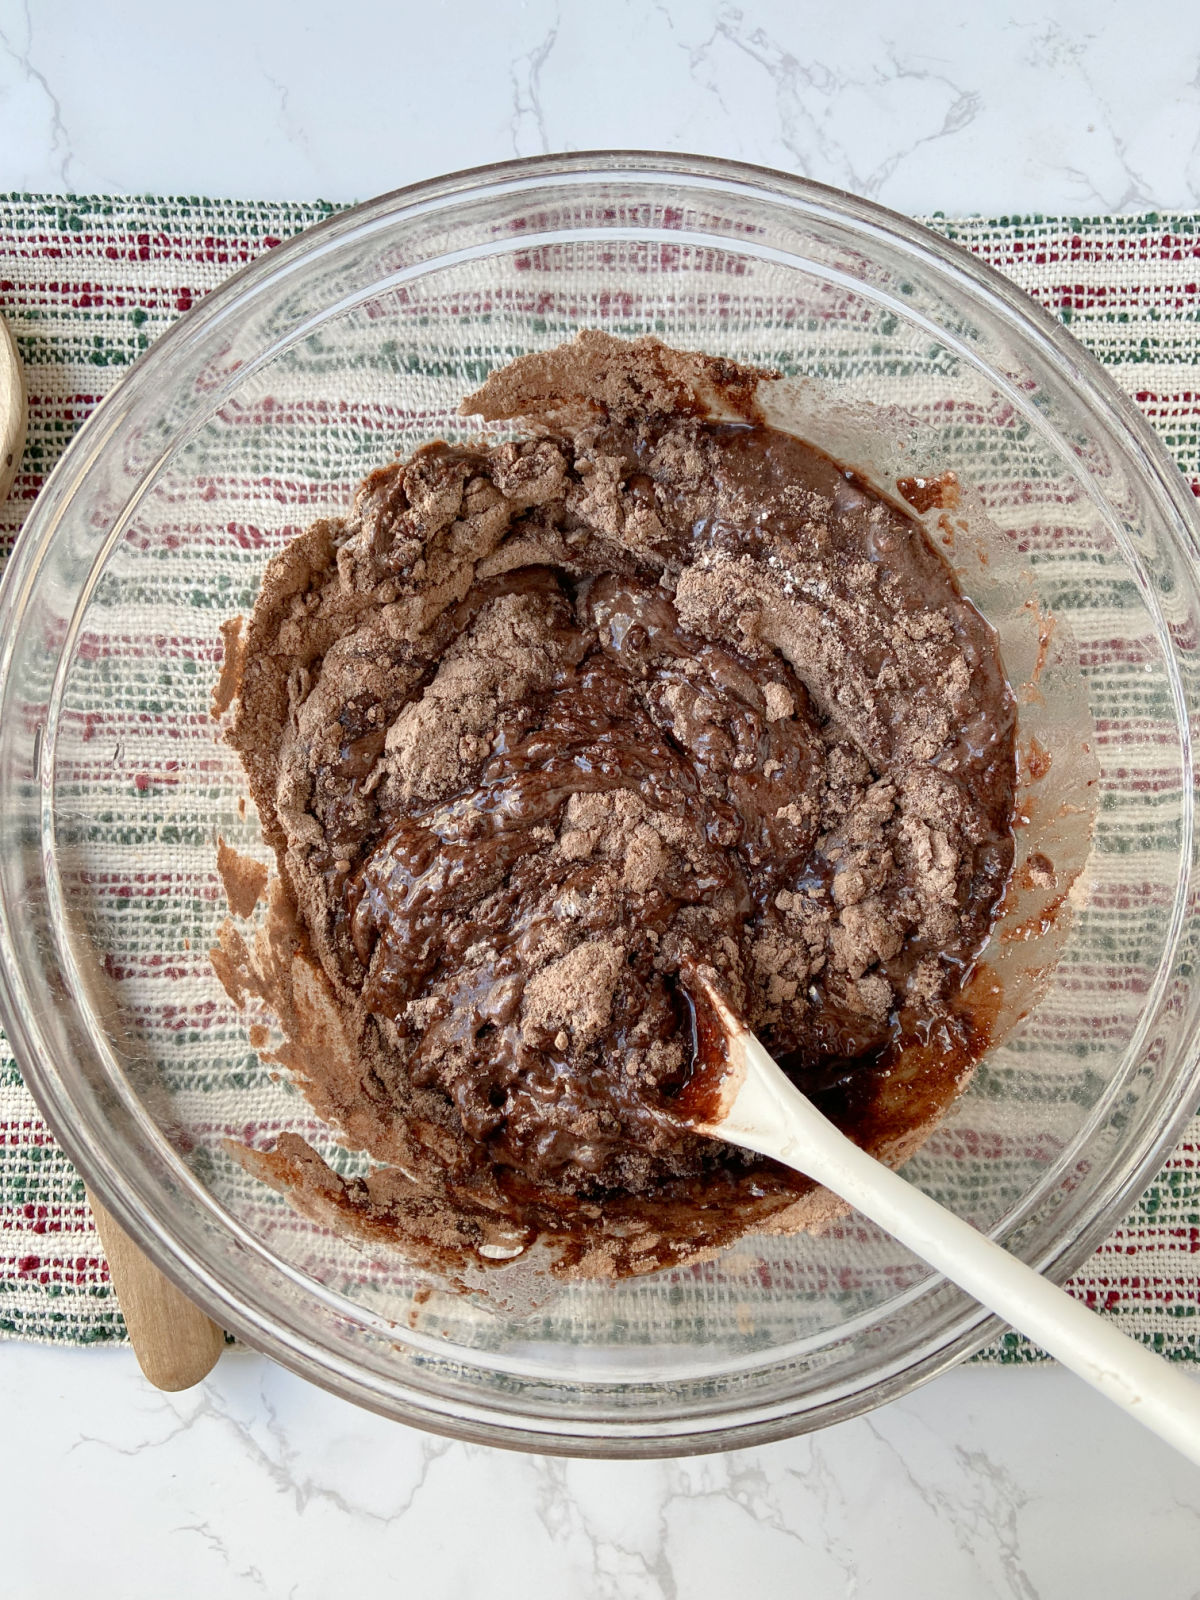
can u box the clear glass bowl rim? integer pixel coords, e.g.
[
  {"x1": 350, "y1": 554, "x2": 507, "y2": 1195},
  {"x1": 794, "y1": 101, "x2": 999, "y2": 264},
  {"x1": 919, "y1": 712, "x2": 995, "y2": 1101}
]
[{"x1": 1, "y1": 150, "x2": 1199, "y2": 1457}]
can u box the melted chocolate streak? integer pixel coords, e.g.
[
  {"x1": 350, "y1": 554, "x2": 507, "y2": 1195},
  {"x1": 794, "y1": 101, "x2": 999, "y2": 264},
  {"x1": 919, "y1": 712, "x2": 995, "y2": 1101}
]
[
  {"x1": 345, "y1": 570, "x2": 825, "y2": 1171},
  {"x1": 304, "y1": 422, "x2": 1016, "y2": 1208}
]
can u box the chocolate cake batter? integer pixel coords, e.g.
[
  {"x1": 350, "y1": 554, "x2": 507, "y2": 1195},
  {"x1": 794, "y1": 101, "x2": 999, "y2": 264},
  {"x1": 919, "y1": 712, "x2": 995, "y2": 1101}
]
[{"x1": 217, "y1": 334, "x2": 1017, "y2": 1280}]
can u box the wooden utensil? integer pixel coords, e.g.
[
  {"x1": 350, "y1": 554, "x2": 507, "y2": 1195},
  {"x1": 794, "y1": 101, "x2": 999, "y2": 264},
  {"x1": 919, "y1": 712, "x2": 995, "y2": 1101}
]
[
  {"x1": 87, "y1": 1191, "x2": 225, "y2": 1390},
  {"x1": 1, "y1": 312, "x2": 224, "y2": 1390},
  {"x1": 1, "y1": 314, "x2": 26, "y2": 502},
  {"x1": 682, "y1": 971, "x2": 1200, "y2": 1468}
]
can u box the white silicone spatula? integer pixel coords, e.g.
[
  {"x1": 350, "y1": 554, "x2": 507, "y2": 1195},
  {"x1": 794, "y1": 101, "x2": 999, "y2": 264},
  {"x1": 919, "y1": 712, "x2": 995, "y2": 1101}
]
[{"x1": 682, "y1": 972, "x2": 1200, "y2": 1467}]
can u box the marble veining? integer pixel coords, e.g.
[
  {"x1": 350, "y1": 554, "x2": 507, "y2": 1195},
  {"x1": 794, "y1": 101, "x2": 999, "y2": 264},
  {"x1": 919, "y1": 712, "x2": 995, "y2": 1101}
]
[
  {"x1": 0, "y1": 0, "x2": 74, "y2": 188},
  {"x1": 0, "y1": 0, "x2": 1198, "y2": 211},
  {"x1": 5, "y1": 1347, "x2": 1198, "y2": 1599}
]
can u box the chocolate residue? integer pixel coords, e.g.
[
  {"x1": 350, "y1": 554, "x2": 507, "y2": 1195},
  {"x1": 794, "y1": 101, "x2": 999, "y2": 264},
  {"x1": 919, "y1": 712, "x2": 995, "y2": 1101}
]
[
  {"x1": 211, "y1": 615, "x2": 246, "y2": 719},
  {"x1": 215, "y1": 333, "x2": 1018, "y2": 1281},
  {"x1": 216, "y1": 837, "x2": 268, "y2": 920},
  {"x1": 897, "y1": 471, "x2": 961, "y2": 514},
  {"x1": 1022, "y1": 736, "x2": 1053, "y2": 783}
]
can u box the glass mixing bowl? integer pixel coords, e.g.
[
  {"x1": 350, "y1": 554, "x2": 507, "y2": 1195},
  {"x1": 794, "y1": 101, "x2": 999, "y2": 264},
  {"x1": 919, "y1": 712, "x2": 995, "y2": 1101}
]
[{"x1": 1, "y1": 153, "x2": 1199, "y2": 1457}]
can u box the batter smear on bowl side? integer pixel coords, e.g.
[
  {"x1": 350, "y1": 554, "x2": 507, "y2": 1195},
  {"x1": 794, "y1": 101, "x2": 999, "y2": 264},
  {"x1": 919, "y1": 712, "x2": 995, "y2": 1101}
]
[{"x1": 213, "y1": 333, "x2": 1018, "y2": 1280}]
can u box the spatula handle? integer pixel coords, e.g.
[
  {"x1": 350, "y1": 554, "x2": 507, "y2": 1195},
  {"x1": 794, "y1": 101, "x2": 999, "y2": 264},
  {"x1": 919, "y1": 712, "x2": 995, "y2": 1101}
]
[{"x1": 713, "y1": 1028, "x2": 1200, "y2": 1468}]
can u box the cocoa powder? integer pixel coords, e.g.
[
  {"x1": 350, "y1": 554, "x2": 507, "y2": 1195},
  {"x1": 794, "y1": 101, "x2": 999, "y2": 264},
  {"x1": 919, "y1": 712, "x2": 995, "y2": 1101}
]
[{"x1": 215, "y1": 333, "x2": 1017, "y2": 1280}]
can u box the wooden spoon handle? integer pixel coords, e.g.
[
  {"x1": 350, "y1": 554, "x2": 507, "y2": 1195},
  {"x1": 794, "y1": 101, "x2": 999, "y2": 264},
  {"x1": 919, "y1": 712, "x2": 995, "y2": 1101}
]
[
  {"x1": 0, "y1": 314, "x2": 27, "y2": 502},
  {"x1": 3, "y1": 316, "x2": 221, "y2": 1387},
  {"x1": 87, "y1": 1189, "x2": 225, "y2": 1391},
  {"x1": 3, "y1": 317, "x2": 221, "y2": 1388}
]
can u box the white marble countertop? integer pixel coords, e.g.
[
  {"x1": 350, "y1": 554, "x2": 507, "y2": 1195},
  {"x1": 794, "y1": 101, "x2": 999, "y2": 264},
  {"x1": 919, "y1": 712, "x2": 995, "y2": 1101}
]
[{"x1": 1, "y1": 2, "x2": 1200, "y2": 1594}]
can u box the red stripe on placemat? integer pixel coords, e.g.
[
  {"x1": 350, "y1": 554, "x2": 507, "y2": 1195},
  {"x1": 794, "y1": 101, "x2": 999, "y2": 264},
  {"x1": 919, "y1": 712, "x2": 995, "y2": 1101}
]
[{"x1": 1, "y1": 201, "x2": 1198, "y2": 1351}]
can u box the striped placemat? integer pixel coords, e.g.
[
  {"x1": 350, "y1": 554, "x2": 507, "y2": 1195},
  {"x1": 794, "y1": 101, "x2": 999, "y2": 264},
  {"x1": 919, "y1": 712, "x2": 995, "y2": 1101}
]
[{"x1": 0, "y1": 194, "x2": 1196, "y2": 1359}]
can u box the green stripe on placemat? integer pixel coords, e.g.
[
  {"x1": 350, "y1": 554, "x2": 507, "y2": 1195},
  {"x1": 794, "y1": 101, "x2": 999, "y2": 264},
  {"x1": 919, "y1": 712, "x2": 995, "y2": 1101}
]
[{"x1": 0, "y1": 195, "x2": 1197, "y2": 1361}]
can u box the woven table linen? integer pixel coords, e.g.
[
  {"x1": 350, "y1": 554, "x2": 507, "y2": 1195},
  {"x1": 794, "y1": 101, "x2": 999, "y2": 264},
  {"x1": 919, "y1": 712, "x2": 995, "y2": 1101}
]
[{"x1": 0, "y1": 194, "x2": 1196, "y2": 1359}]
